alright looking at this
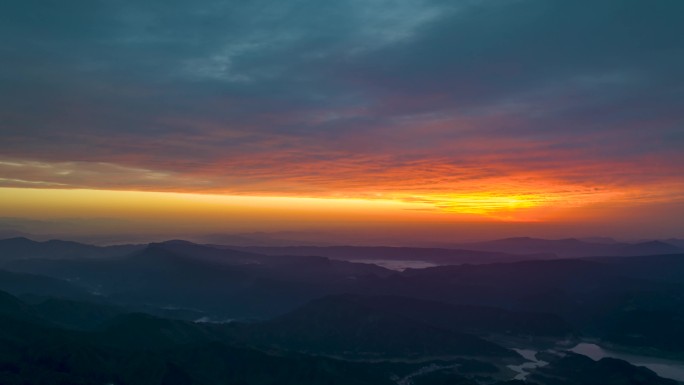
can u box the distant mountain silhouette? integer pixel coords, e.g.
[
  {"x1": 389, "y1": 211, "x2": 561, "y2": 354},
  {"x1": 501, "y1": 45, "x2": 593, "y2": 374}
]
[
  {"x1": 5, "y1": 237, "x2": 684, "y2": 357},
  {"x1": 664, "y1": 238, "x2": 684, "y2": 249},
  {"x1": 229, "y1": 245, "x2": 556, "y2": 265},
  {"x1": 0, "y1": 232, "x2": 682, "y2": 384},
  {"x1": 616, "y1": 240, "x2": 683, "y2": 256},
  {"x1": 578, "y1": 236, "x2": 618, "y2": 244},
  {"x1": 230, "y1": 238, "x2": 684, "y2": 264},
  {"x1": 0, "y1": 229, "x2": 33, "y2": 239},
  {"x1": 0, "y1": 237, "x2": 143, "y2": 262},
  {"x1": 453, "y1": 237, "x2": 683, "y2": 258}
]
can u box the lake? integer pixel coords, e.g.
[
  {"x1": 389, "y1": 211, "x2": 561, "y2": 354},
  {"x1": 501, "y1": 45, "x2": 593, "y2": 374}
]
[
  {"x1": 349, "y1": 259, "x2": 438, "y2": 271},
  {"x1": 570, "y1": 342, "x2": 684, "y2": 382}
]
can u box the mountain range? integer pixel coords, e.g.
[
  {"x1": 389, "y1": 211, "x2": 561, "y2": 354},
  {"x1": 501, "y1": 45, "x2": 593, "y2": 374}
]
[{"x1": 0, "y1": 236, "x2": 683, "y2": 384}]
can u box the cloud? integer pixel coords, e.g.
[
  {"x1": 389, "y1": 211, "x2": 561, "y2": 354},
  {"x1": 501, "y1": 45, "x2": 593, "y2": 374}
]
[{"x1": 0, "y1": 0, "x2": 682, "y2": 218}]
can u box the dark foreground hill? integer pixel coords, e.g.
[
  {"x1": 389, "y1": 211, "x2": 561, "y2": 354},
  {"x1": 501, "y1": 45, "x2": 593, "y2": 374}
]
[
  {"x1": 225, "y1": 294, "x2": 517, "y2": 359},
  {"x1": 0, "y1": 289, "x2": 444, "y2": 385},
  {"x1": 330, "y1": 294, "x2": 575, "y2": 338},
  {"x1": 4, "y1": 241, "x2": 391, "y2": 318},
  {"x1": 0, "y1": 288, "x2": 678, "y2": 385}
]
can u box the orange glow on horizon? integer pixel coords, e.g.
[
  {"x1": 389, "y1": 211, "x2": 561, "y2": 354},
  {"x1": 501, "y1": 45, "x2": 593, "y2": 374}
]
[
  {"x1": 2, "y1": 184, "x2": 683, "y2": 240},
  {"x1": 2, "y1": 157, "x2": 682, "y2": 226},
  {"x1": 0, "y1": 184, "x2": 625, "y2": 224}
]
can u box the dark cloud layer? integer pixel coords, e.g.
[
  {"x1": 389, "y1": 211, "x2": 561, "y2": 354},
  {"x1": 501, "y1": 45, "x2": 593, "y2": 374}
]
[{"x1": 1, "y1": 0, "x2": 683, "y2": 209}]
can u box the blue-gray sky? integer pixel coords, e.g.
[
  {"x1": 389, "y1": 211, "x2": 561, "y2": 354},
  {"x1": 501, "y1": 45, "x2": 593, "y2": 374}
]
[{"x1": 1, "y1": 0, "x2": 683, "y2": 237}]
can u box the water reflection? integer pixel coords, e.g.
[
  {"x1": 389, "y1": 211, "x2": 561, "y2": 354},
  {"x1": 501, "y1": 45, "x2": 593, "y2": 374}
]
[
  {"x1": 507, "y1": 349, "x2": 548, "y2": 380},
  {"x1": 349, "y1": 259, "x2": 437, "y2": 271},
  {"x1": 570, "y1": 343, "x2": 684, "y2": 382}
]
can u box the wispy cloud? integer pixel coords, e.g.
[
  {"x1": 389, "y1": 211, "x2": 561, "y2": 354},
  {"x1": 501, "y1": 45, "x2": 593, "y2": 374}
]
[{"x1": 1, "y1": 0, "x2": 682, "y2": 219}]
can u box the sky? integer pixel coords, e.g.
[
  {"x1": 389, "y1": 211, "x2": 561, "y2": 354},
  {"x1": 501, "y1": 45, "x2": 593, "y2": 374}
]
[{"x1": 0, "y1": 0, "x2": 683, "y2": 242}]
